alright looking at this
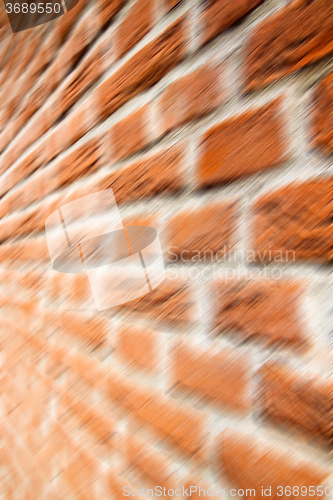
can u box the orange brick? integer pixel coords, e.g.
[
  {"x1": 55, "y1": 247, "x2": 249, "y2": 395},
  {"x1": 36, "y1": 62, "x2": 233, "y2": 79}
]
[
  {"x1": 123, "y1": 278, "x2": 195, "y2": 325},
  {"x1": 198, "y1": 99, "x2": 287, "y2": 186},
  {"x1": 219, "y1": 430, "x2": 330, "y2": 499},
  {"x1": 245, "y1": 0, "x2": 333, "y2": 91},
  {"x1": 211, "y1": 279, "x2": 308, "y2": 351},
  {"x1": 158, "y1": 64, "x2": 223, "y2": 135},
  {"x1": 252, "y1": 178, "x2": 333, "y2": 261},
  {"x1": 171, "y1": 339, "x2": 251, "y2": 412},
  {"x1": 259, "y1": 362, "x2": 333, "y2": 444},
  {"x1": 116, "y1": 325, "x2": 160, "y2": 372},
  {"x1": 98, "y1": 17, "x2": 186, "y2": 120},
  {"x1": 312, "y1": 72, "x2": 333, "y2": 154},
  {"x1": 201, "y1": 0, "x2": 264, "y2": 45},
  {"x1": 116, "y1": 0, "x2": 154, "y2": 58},
  {"x1": 126, "y1": 435, "x2": 177, "y2": 489},
  {"x1": 111, "y1": 105, "x2": 151, "y2": 162},
  {"x1": 166, "y1": 202, "x2": 237, "y2": 261},
  {"x1": 97, "y1": 145, "x2": 186, "y2": 205}
]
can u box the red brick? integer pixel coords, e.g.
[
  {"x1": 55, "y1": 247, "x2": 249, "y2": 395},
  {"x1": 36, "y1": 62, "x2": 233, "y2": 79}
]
[
  {"x1": 111, "y1": 105, "x2": 151, "y2": 162},
  {"x1": 201, "y1": 0, "x2": 264, "y2": 45},
  {"x1": 211, "y1": 279, "x2": 308, "y2": 351},
  {"x1": 0, "y1": 139, "x2": 102, "y2": 218},
  {"x1": 171, "y1": 339, "x2": 251, "y2": 412},
  {"x1": 312, "y1": 72, "x2": 333, "y2": 154},
  {"x1": 259, "y1": 362, "x2": 332, "y2": 444},
  {"x1": 166, "y1": 202, "x2": 237, "y2": 261},
  {"x1": 198, "y1": 99, "x2": 287, "y2": 186},
  {"x1": 96, "y1": 145, "x2": 186, "y2": 205},
  {"x1": 126, "y1": 435, "x2": 177, "y2": 488},
  {"x1": 252, "y1": 178, "x2": 333, "y2": 262},
  {"x1": 98, "y1": 0, "x2": 126, "y2": 29},
  {"x1": 123, "y1": 278, "x2": 195, "y2": 325},
  {"x1": 116, "y1": 325, "x2": 160, "y2": 372},
  {"x1": 219, "y1": 430, "x2": 330, "y2": 499},
  {"x1": 51, "y1": 311, "x2": 108, "y2": 348},
  {"x1": 245, "y1": 0, "x2": 333, "y2": 91},
  {"x1": 98, "y1": 17, "x2": 186, "y2": 120},
  {"x1": 116, "y1": 0, "x2": 154, "y2": 59},
  {"x1": 61, "y1": 37, "x2": 113, "y2": 113},
  {"x1": 158, "y1": 64, "x2": 223, "y2": 135},
  {"x1": 105, "y1": 370, "x2": 208, "y2": 455}
]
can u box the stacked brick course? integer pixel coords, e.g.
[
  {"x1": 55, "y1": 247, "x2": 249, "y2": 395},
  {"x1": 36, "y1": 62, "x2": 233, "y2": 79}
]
[{"x1": 0, "y1": 0, "x2": 332, "y2": 497}]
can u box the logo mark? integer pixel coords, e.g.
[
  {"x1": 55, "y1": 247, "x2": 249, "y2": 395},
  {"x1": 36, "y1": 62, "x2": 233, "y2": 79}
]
[{"x1": 45, "y1": 189, "x2": 165, "y2": 310}]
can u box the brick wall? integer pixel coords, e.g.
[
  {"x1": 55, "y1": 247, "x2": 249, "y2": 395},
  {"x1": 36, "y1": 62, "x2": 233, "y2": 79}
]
[{"x1": 0, "y1": 0, "x2": 332, "y2": 498}]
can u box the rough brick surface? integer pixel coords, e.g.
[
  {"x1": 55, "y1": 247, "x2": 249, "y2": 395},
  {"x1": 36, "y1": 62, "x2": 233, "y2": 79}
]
[
  {"x1": 259, "y1": 362, "x2": 333, "y2": 444},
  {"x1": 201, "y1": 0, "x2": 264, "y2": 45},
  {"x1": 111, "y1": 105, "x2": 150, "y2": 162},
  {"x1": 219, "y1": 430, "x2": 330, "y2": 498},
  {"x1": 245, "y1": 0, "x2": 333, "y2": 91},
  {"x1": 116, "y1": 325, "x2": 160, "y2": 372},
  {"x1": 116, "y1": 0, "x2": 154, "y2": 58},
  {"x1": 211, "y1": 280, "x2": 308, "y2": 350},
  {"x1": 252, "y1": 179, "x2": 333, "y2": 262},
  {"x1": 198, "y1": 99, "x2": 287, "y2": 186},
  {"x1": 312, "y1": 72, "x2": 333, "y2": 154},
  {"x1": 97, "y1": 146, "x2": 186, "y2": 205},
  {"x1": 158, "y1": 64, "x2": 223, "y2": 135},
  {"x1": 166, "y1": 202, "x2": 237, "y2": 260},
  {"x1": 99, "y1": 17, "x2": 186, "y2": 120},
  {"x1": 0, "y1": 0, "x2": 332, "y2": 496},
  {"x1": 171, "y1": 339, "x2": 251, "y2": 411}
]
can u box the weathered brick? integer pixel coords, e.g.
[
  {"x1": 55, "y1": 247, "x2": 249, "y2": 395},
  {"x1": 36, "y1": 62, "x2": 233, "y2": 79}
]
[
  {"x1": 123, "y1": 278, "x2": 195, "y2": 325},
  {"x1": 219, "y1": 430, "x2": 330, "y2": 498},
  {"x1": 312, "y1": 72, "x2": 333, "y2": 154},
  {"x1": 98, "y1": 17, "x2": 186, "y2": 120},
  {"x1": 252, "y1": 178, "x2": 333, "y2": 261},
  {"x1": 201, "y1": 0, "x2": 264, "y2": 45},
  {"x1": 245, "y1": 0, "x2": 333, "y2": 91},
  {"x1": 111, "y1": 105, "x2": 151, "y2": 162},
  {"x1": 116, "y1": 325, "x2": 160, "y2": 372},
  {"x1": 126, "y1": 435, "x2": 177, "y2": 489},
  {"x1": 211, "y1": 279, "x2": 308, "y2": 351},
  {"x1": 61, "y1": 36, "x2": 113, "y2": 113},
  {"x1": 158, "y1": 64, "x2": 222, "y2": 135},
  {"x1": 116, "y1": 0, "x2": 154, "y2": 59},
  {"x1": 171, "y1": 339, "x2": 251, "y2": 412},
  {"x1": 98, "y1": 0, "x2": 126, "y2": 28},
  {"x1": 198, "y1": 99, "x2": 287, "y2": 186},
  {"x1": 166, "y1": 202, "x2": 237, "y2": 261},
  {"x1": 97, "y1": 145, "x2": 186, "y2": 205},
  {"x1": 259, "y1": 362, "x2": 332, "y2": 444}
]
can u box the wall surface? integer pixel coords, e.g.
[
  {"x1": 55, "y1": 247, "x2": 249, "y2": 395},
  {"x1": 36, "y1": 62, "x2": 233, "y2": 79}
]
[{"x1": 0, "y1": 0, "x2": 332, "y2": 497}]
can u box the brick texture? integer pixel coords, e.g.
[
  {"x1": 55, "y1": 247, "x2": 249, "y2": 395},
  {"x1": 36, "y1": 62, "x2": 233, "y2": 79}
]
[
  {"x1": 245, "y1": 0, "x2": 333, "y2": 91},
  {"x1": 198, "y1": 99, "x2": 287, "y2": 186},
  {"x1": 0, "y1": 0, "x2": 331, "y2": 496},
  {"x1": 211, "y1": 280, "x2": 308, "y2": 350},
  {"x1": 218, "y1": 430, "x2": 330, "y2": 498},
  {"x1": 312, "y1": 71, "x2": 333, "y2": 154},
  {"x1": 166, "y1": 202, "x2": 237, "y2": 260},
  {"x1": 259, "y1": 362, "x2": 333, "y2": 444},
  {"x1": 171, "y1": 339, "x2": 251, "y2": 412},
  {"x1": 201, "y1": 0, "x2": 264, "y2": 45},
  {"x1": 158, "y1": 64, "x2": 223, "y2": 135},
  {"x1": 252, "y1": 178, "x2": 333, "y2": 262}
]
